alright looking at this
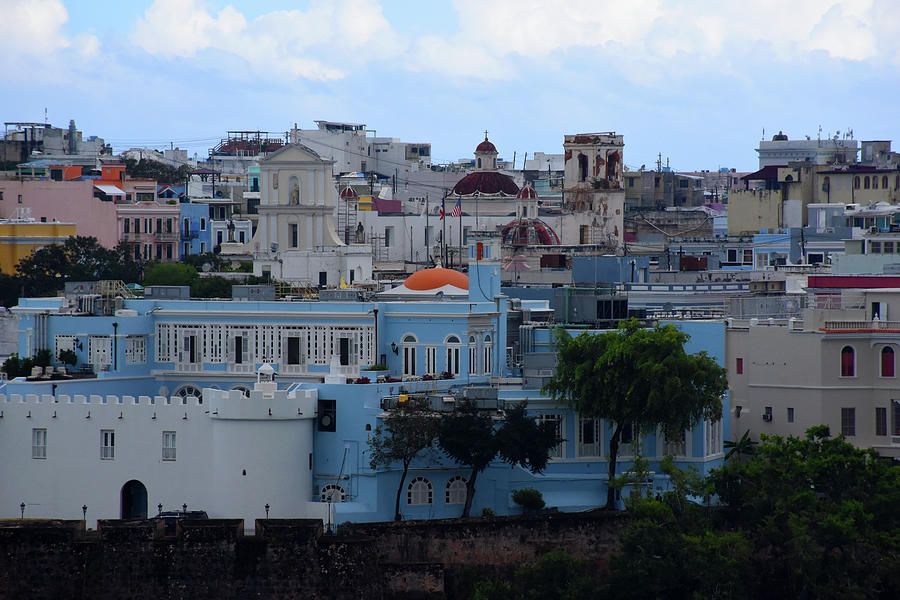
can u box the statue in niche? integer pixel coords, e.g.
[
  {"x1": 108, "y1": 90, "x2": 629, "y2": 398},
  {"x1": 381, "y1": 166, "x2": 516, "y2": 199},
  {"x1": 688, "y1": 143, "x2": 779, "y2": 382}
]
[{"x1": 290, "y1": 182, "x2": 299, "y2": 205}]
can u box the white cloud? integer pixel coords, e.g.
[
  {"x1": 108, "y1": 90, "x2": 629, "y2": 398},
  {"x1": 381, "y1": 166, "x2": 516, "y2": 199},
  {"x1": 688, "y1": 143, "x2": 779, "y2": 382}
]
[
  {"x1": 131, "y1": 0, "x2": 405, "y2": 81},
  {"x1": 0, "y1": 0, "x2": 70, "y2": 55},
  {"x1": 410, "y1": 0, "x2": 899, "y2": 80}
]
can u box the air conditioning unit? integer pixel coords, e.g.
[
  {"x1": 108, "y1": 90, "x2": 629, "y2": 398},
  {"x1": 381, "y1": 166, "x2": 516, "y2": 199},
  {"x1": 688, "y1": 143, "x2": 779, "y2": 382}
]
[{"x1": 762, "y1": 413, "x2": 773, "y2": 422}]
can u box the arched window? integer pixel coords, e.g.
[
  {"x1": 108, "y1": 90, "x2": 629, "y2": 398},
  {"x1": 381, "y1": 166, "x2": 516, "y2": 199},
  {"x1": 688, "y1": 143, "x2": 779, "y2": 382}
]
[
  {"x1": 482, "y1": 334, "x2": 492, "y2": 376},
  {"x1": 882, "y1": 347, "x2": 895, "y2": 377},
  {"x1": 873, "y1": 176, "x2": 879, "y2": 189},
  {"x1": 445, "y1": 476, "x2": 467, "y2": 504},
  {"x1": 883, "y1": 176, "x2": 889, "y2": 189},
  {"x1": 854, "y1": 176, "x2": 860, "y2": 189},
  {"x1": 407, "y1": 476, "x2": 432, "y2": 505},
  {"x1": 841, "y1": 346, "x2": 855, "y2": 377},
  {"x1": 402, "y1": 334, "x2": 417, "y2": 376},
  {"x1": 468, "y1": 335, "x2": 478, "y2": 375},
  {"x1": 477, "y1": 158, "x2": 482, "y2": 169},
  {"x1": 578, "y1": 154, "x2": 588, "y2": 182},
  {"x1": 864, "y1": 176, "x2": 870, "y2": 189},
  {"x1": 321, "y1": 483, "x2": 345, "y2": 503},
  {"x1": 445, "y1": 335, "x2": 460, "y2": 375},
  {"x1": 174, "y1": 384, "x2": 202, "y2": 403},
  {"x1": 492, "y1": 158, "x2": 497, "y2": 168}
]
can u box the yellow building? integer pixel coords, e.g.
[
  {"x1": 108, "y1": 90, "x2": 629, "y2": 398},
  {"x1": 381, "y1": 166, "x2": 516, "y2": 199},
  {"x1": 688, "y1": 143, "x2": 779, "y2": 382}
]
[{"x1": 0, "y1": 220, "x2": 76, "y2": 274}]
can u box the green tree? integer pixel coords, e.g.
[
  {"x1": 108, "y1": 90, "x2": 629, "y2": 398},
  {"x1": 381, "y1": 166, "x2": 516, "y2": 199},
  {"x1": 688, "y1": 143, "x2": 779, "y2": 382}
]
[
  {"x1": 473, "y1": 551, "x2": 603, "y2": 600},
  {"x1": 143, "y1": 262, "x2": 197, "y2": 287},
  {"x1": 544, "y1": 319, "x2": 727, "y2": 509},
  {"x1": 191, "y1": 276, "x2": 233, "y2": 298},
  {"x1": 368, "y1": 397, "x2": 440, "y2": 521},
  {"x1": 438, "y1": 400, "x2": 561, "y2": 518}
]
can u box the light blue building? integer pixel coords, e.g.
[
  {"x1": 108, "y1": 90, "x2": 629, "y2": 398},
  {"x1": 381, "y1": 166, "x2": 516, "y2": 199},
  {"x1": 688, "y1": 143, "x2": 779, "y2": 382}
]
[{"x1": 1, "y1": 236, "x2": 728, "y2": 525}]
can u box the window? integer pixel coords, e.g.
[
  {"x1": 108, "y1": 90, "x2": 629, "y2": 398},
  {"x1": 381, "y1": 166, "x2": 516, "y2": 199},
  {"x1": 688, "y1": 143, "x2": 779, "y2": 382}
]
[
  {"x1": 32, "y1": 428, "x2": 47, "y2": 459},
  {"x1": 577, "y1": 417, "x2": 601, "y2": 457},
  {"x1": 864, "y1": 176, "x2": 870, "y2": 189},
  {"x1": 166, "y1": 219, "x2": 173, "y2": 233},
  {"x1": 384, "y1": 226, "x2": 393, "y2": 248},
  {"x1": 407, "y1": 476, "x2": 433, "y2": 505},
  {"x1": 162, "y1": 431, "x2": 176, "y2": 461},
  {"x1": 882, "y1": 347, "x2": 895, "y2": 377},
  {"x1": 841, "y1": 407, "x2": 856, "y2": 437},
  {"x1": 156, "y1": 218, "x2": 162, "y2": 233},
  {"x1": 445, "y1": 476, "x2": 467, "y2": 504},
  {"x1": 743, "y1": 249, "x2": 753, "y2": 264},
  {"x1": 402, "y1": 334, "x2": 416, "y2": 376},
  {"x1": 289, "y1": 223, "x2": 299, "y2": 248},
  {"x1": 200, "y1": 218, "x2": 206, "y2": 231},
  {"x1": 787, "y1": 407, "x2": 795, "y2": 423},
  {"x1": 482, "y1": 335, "x2": 492, "y2": 376},
  {"x1": 535, "y1": 413, "x2": 563, "y2": 458},
  {"x1": 166, "y1": 244, "x2": 173, "y2": 260},
  {"x1": 874, "y1": 177, "x2": 879, "y2": 189},
  {"x1": 870, "y1": 241, "x2": 882, "y2": 254},
  {"x1": 425, "y1": 346, "x2": 437, "y2": 375},
  {"x1": 125, "y1": 336, "x2": 146, "y2": 364},
  {"x1": 706, "y1": 419, "x2": 722, "y2": 455},
  {"x1": 101, "y1": 429, "x2": 115, "y2": 459},
  {"x1": 445, "y1": 335, "x2": 460, "y2": 375},
  {"x1": 321, "y1": 483, "x2": 345, "y2": 503},
  {"x1": 468, "y1": 336, "x2": 478, "y2": 375},
  {"x1": 183, "y1": 218, "x2": 190, "y2": 233},
  {"x1": 885, "y1": 242, "x2": 895, "y2": 254},
  {"x1": 735, "y1": 357, "x2": 743, "y2": 374},
  {"x1": 726, "y1": 248, "x2": 738, "y2": 263},
  {"x1": 841, "y1": 346, "x2": 855, "y2": 377},
  {"x1": 854, "y1": 176, "x2": 860, "y2": 189},
  {"x1": 876, "y1": 407, "x2": 888, "y2": 436},
  {"x1": 123, "y1": 219, "x2": 130, "y2": 234},
  {"x1": 663, "y1": 427, "x2": 686, "y2": 456}
]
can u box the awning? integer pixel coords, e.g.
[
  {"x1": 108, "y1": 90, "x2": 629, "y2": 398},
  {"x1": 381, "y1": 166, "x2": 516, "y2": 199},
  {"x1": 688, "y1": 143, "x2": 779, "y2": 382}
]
[{"x1": 94, "y1": 184, "x2": 126, "y2": 196}]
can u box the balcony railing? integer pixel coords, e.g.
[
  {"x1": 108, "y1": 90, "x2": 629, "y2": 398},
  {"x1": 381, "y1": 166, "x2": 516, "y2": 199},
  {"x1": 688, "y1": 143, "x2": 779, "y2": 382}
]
[
  {"x1": 155, "y1": 232, "x2": 179, "y2": 242},
  {"x1": 823, "y1": 320, "x2": 900, "y2": 331}
]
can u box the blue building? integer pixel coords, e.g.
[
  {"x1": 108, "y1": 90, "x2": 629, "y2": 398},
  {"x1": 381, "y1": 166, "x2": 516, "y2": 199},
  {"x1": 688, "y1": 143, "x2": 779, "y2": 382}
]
[{"x1": 0, "y1": 236, "x2": 728, "y2": 525}]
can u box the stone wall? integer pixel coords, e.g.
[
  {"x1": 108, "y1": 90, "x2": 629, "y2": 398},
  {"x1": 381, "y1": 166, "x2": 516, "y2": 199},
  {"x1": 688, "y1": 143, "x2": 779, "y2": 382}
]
[{"x1": 0, "y1": 512, "x2": 629, "y2": 600}]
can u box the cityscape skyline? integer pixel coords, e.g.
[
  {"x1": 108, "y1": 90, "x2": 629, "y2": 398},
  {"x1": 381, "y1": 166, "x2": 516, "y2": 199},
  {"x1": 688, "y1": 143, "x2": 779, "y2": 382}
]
[{"x1": 2, "y1": 0, "x2": 899, "y2": 170}]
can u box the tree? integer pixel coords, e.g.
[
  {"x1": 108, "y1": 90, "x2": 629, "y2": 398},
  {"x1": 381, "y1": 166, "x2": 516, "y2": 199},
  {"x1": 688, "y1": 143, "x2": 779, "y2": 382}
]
[
  {"x1": 438, "y1": 400, "x2": 561, "y2": 518},
  {"x1": 544, "y1": 319, "x2": 727, "y2": 509},
  {"x1": 143, "y1": 262, "x2": 197, "y2": 287},
  {"x1": 191, "y1": 276, "x2": 233, "y2": 298},
  {"x1": 368, "y1": 397, "x2": 439, "y2": 521}
]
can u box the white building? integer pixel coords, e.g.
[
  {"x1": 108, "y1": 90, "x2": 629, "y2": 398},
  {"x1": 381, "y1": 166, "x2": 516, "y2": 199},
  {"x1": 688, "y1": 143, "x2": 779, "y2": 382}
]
[
  {"x1": 756, "y1": 131, "x2": 858, "y2": 169},
  {"x1": 249, "y1": 143, "x2": 372, "y2": 286}
]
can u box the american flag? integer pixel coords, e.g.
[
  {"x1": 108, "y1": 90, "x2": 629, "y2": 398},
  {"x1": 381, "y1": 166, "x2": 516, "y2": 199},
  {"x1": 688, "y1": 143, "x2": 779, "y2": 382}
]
[{"x1": 450, "y1": 198, "x2": 462, "y2": 218}]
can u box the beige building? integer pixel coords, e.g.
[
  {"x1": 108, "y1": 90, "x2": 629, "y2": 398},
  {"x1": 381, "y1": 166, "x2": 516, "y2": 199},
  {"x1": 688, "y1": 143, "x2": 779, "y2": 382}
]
[
  {"x1": 727, "y1": 287, "x2": 900, "y2": 457},
  {"x1": 562, "y1": 133, "x2": 625, "y2": 250}
]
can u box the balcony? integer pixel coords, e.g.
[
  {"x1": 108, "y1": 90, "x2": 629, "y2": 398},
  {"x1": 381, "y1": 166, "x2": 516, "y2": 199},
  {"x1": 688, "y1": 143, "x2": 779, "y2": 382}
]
[
  {"x1": 823, "y1": 320, "x2": 900, "y2": 332},
  {"x1": 155, "y1": 232, "x2": 179, "y2": 242},
  {"x1": 121, "y1": 232, "x2": 147, "y2": 242}
]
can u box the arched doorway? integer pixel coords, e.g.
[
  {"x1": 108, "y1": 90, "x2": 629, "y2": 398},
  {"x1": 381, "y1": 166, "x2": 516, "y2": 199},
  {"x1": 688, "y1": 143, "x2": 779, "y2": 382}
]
[{"x1": 121, "y1": 480, "x2": 148, "y2": 519}]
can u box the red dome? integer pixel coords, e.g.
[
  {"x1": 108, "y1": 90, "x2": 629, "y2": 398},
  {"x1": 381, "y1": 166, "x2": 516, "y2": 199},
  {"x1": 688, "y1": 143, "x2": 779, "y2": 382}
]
[
  {"x1": 476, "y1": 139, "x2": 497, "y2": 153},
  {"x1": 339, "y1": 186, "x2": 358, "y2": 199},
  {"x1": 501, "y1": 218, "x2": 561, "y2": 246},
  {"x1": 453, "y1": 171, "x2": 519, "y2": 196},
  {"x1": 403, "y1": 268, "x2": 469, "y2": 291},
  {"x1": 516, "y1": 183, "x2": 537, "y2": 199}
]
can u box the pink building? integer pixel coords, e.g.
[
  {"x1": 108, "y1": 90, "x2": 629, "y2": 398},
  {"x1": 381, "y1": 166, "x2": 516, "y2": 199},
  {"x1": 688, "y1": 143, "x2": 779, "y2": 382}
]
[{"x1": 0, "y1": 179, "x2": 119, "y2": 247}]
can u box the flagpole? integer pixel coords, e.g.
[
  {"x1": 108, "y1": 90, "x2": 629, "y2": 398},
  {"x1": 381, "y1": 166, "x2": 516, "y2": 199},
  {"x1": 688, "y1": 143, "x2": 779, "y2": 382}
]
[
  {"x1": 442, "y1": 191, "x2": 447, "y2": 267},
  {"x1": 425, "y1": 193, "x2": 429, "y2": 264},
  {"x1": 458, "y1": 198, "x2": 462, "y2": 271}
]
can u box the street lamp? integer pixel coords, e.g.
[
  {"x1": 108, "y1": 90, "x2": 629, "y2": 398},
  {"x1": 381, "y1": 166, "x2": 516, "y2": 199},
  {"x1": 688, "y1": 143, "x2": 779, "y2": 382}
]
[
  {"x1": 265, "y1": 504, "x2": 270, "y2": 518},
  {"x1": 82, "y1": 505, "x2": 87, "y2": 520},
  {"x1": 20, "y1": 503, "x2": 25, "y2": 519}
]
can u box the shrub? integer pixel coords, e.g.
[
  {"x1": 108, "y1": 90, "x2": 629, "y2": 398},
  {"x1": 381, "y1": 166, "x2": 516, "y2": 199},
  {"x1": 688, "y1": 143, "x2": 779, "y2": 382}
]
[
  {"x1": 512, "y1": 488, "x2": 545, "y2": 511},
  {"x1": 362, "y1": 363, "x2": 387, "y2": 371},
  {"x1": 58, "y1": 349, "x2": 78, "y2": 366},
  {"x1": 481, "y1": 507, "x2": 495, "y2": 517}
]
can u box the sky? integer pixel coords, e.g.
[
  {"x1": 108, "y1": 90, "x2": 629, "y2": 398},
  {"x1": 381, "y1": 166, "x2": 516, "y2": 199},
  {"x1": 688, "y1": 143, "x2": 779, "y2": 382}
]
[{"x1": 2, "y1": 0, "x2": 899, "y2": 171}]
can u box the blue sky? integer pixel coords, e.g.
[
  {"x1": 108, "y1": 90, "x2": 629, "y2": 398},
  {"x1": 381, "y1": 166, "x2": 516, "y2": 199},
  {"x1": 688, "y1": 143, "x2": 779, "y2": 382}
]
[{"x1": 2, "y1": 0, "x2": 898, "y2": 171}]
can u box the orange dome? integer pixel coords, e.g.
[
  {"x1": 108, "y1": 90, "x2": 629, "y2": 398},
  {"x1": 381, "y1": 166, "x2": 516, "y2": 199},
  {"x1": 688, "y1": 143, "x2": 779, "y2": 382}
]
[{"x1": 403, "y1": 268, "x2": 469, "y2": 291}]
